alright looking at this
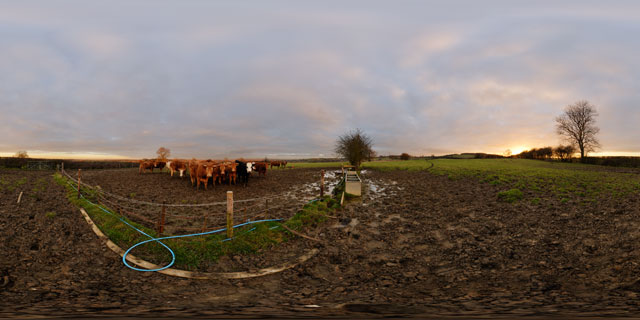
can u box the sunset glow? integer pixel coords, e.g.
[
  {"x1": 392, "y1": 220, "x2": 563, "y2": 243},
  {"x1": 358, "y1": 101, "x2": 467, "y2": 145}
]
[{"x1": 509, "y1": 147, "x2": 529, "y2": 156}]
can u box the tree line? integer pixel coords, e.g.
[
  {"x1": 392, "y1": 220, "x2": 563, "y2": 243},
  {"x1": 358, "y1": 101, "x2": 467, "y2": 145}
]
[{"x1": 516, "y1": 145, "x2": 575, "y2": 161}]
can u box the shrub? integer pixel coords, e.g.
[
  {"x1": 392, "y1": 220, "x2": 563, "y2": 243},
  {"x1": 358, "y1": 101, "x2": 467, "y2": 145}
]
[
  {"x1": 334, "y1": 129, "x2": 374, "y2": 169},
  {"x1": 400, "y1": 153, "x2": 411, "y2": 160}
]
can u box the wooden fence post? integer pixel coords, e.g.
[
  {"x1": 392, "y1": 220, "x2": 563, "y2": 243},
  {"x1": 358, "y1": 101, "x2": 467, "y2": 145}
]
[
  {"x1": 265, "y1": 199, "x2": 269, "y2": 220},
  {"x1": 158, "y1": 202, "x2": 166, "y2": 236},
  {"x1": 61, "y1": 162, "x2": 64, "y2": 173},
  {"x1": 226, "y1": 191, "x2": 234, "y2": 238},
  {"x1": 201, "y1": 214, "x2": 208, "y2": 233},
  {"x1": 320, "y1": 170, "x2": 325, "y2": 198},
  {"x1": 77, "y1": 169, "x2": 82, "y2": 199}
]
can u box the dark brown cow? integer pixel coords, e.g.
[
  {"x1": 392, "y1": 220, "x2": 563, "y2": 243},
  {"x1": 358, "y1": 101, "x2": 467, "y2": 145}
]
[
  {"x1": 270, "y1": 161, "x2": 281, "y2": 169},
  {"x1": 165, "y1": 160, "x2": 188, "y2": 177},
  {"x1": 223, "y1": 162, "x2": 238, "y2": 185},
  {"x1": 253, "y1": 162, "x2": 268, "y2": 177},
  {"x1": 138, "y1": 160, "x2": 154, "y2": 174},
  {"x1": 213, "y1": 164, "x2": 226, "y2": 185},
  {"x1": 153, "y1": 160, "x2": 166, "y2": 173},
  {"x1": 281, "y1": 160, "x2": 287, "y2": 168}
]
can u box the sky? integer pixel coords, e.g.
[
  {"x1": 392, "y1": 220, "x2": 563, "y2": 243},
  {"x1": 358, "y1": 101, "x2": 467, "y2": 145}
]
[{"x1": 1, "y1": 0, "x2": 639, "y2": 159}]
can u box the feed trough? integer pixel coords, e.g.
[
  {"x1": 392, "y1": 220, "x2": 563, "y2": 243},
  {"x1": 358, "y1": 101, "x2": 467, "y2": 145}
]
[{"x1": 344, "y1": 170, "x2": 362, "y2": 196}]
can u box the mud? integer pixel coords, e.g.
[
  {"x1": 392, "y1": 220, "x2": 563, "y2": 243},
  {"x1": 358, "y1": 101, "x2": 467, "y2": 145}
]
[
  {"x1": 3, "y1": 167, "x2": 640, "y2": 318},
  {"x1": 67, "y1": 168, "x2": 331, "y2": 235}
]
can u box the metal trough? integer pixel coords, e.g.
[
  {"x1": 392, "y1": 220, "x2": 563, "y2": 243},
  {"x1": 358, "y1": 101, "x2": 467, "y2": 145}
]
[{"x1": 344, "y1": 170, "x2": 362, "y2": 196}]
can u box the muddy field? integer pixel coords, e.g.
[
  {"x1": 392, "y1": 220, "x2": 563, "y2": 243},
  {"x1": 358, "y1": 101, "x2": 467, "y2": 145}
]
[
  {"x1": 3, "y1": 167, "x2": 640, "y2": 318},
  {"x1": 65, "y1": 168, "x2": 340, "y2": 235}
]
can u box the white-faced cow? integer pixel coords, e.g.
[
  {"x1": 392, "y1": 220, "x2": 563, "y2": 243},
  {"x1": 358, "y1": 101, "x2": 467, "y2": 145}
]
[{"x1": 165, "y1": 160, "x2": 188, "y2": 177}]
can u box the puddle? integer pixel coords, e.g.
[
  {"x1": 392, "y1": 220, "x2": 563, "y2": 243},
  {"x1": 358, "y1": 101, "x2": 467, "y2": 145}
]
[
  {"x1": 363, "y1": 179, "x2": 401, "y2": 206},
  {"x1": 282, "y1": 170, "x2": 343, "y2": 202},
  {"x1": 281, "y1": 170, "x2": 402, "y2": 207}
]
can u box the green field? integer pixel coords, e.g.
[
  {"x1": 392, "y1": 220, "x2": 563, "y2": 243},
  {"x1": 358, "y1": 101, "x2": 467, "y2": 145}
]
[
  {"x1": 294, "y1": 159, "x2": 640, "y2": 204},
  {"x1": 367, "y1": 159, "x2": 640, "y2": 203}
]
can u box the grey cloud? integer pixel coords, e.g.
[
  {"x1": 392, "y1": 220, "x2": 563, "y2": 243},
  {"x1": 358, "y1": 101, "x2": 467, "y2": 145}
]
[{"x1": 1, "y1": 1, "x2": 639, "y2": 158}]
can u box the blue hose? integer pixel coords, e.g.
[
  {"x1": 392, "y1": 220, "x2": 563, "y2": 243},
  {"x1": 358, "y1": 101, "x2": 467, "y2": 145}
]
[{"x1": 67, "y1": 180, "x2": 282, "y2": 272}]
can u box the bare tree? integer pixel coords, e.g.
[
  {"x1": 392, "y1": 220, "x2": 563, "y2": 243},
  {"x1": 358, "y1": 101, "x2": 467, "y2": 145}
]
[
  {"x1": 14, "y1": 150, "x2": 29, "y2": 158},
  {"x1": 156, "y1": 147, "x2": 171, "y2": 160},
  {"x1": 556, "y1": 100, "x2": 600, "y2": 160},
  {"x1": 334, "y1": 129, "x2": 374, "y2": 169}
]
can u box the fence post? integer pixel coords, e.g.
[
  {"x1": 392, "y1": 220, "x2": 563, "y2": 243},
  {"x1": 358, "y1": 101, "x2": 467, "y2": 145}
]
[
  {"x1": 158, "y1": 202, "x2": 166, "y2": 236},
  {"x1": 77, "y1": 169, "x2": 82, "y2": 199},
  {"x1": 226, "y1": 191, "x2": 234, "y2": 238},
  {"x1": 201, "y1": 214, "x2": 208, "y2": 233},
  {"x1": 320, "y1": 169, "x2": 325, "y2": 198},
  {"x1": 61, "y1": 162, "x2": 64, "y2": 173},
  {"x1": 265, "y1": 199, "x2": 269, "y2": 220}
]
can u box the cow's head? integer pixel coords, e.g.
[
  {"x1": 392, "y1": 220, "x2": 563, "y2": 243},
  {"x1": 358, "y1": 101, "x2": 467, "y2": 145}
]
[
  {"x1": 204, "y1": 164, "x2": 214, "y2": 177},
  {"x1": 165, "y1": 161, "x2": 172, "y2": 169},
  {"x1": 246, "y1": 162, "x2": 252, "y2": 172}
]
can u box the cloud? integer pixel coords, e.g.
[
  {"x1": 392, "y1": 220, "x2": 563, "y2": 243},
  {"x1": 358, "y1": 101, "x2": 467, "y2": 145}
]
[{"x1": 0, "y1": 1, "x2": 639, "y2": 158}]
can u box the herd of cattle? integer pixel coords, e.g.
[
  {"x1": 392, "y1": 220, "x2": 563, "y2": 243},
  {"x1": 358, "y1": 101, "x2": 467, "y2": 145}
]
[{"x1": 138, "y1": 159, "x2": 288, "y2": 190}]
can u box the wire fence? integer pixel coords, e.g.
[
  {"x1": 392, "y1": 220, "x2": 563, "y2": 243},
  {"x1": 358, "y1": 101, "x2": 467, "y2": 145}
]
[{"x1": 61, "y1": 167, "x2": 309, "y2": 236}]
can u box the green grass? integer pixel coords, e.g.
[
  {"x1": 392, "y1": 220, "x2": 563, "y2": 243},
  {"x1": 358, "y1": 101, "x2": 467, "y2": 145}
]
[
  {"x1": 45, "y1": 211, "x2": 56, "y2": 218},
  {"x1": 289, "y1": 161, "x2": 348, "y2": 168},
  {"x1": 54, "y1": 173, "x2": 339, "y2": 270},
  {"x1": 362, "y1": 159, "x2": 640, "y2": 203},
  {"x1": 497, "y1": 189, "x2": 523, "y2": 203}
]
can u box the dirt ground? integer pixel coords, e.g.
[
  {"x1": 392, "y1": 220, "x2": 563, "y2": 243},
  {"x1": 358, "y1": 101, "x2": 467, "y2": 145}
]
[
  {"x1": 69, "y1": 168, "x2": 333, "y2": 236},
  {"x1": 3, "y1": 167, "x2": 640, "y2": 318}
]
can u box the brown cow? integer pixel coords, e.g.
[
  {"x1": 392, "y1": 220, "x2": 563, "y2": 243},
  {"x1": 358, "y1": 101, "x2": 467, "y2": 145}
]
[
  {"x1": 188, "y1": 159, "x2": 199, "y2": 186},
  {"x1": 213, "y1": 163, "x2": 226, "y2": 185},
  {"x1": 153, "y1": 160, "x2": 166, "y2": 173},
  {"x1": 253, "y1": 162, "x2": 268, "y2": 177},
  {"x1": 138, "y1": 160, "x2": 155, "y2": 174},
  {"x1": 195, "y1": 162, "x2": 215, "y2": 190},
  {"x1": 223, "y1": 162, "x2": 238, "y2": 185},
  {"x1": 270, "y1": 161, "x2": 281, "y2": 169},
  {"x1": 281, "y1": 160, "x2": 287, "y2": 168},
  {"x1": 165, "y1": 160, "x2": 188, "y2": 177}
]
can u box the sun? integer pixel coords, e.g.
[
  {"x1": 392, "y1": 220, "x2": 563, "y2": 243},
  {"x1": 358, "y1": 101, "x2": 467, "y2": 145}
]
[{"x1": 510, "y1": 146, "x2": 528, "y2": 155}]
